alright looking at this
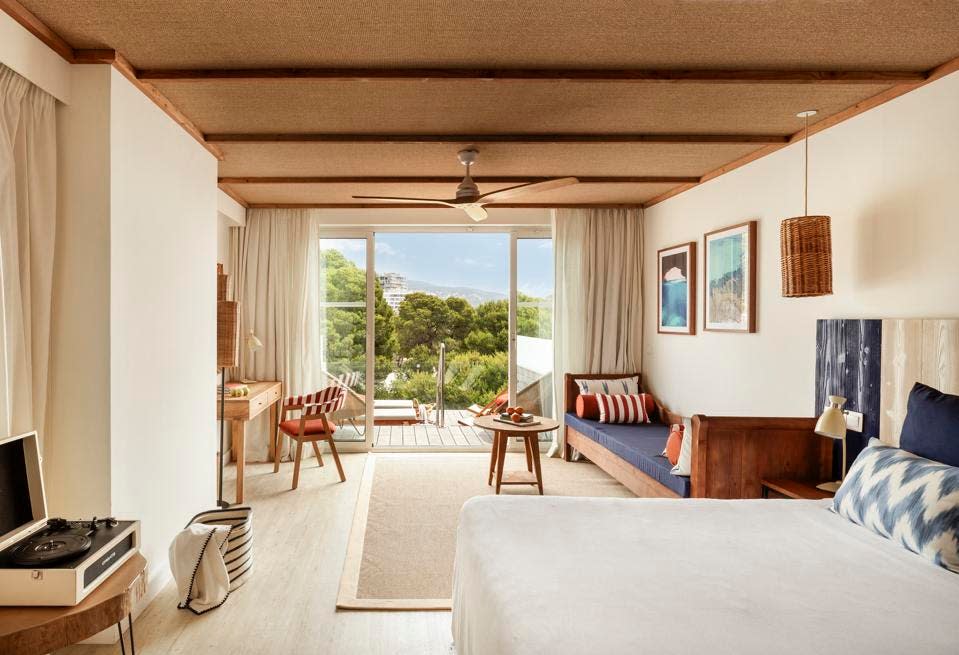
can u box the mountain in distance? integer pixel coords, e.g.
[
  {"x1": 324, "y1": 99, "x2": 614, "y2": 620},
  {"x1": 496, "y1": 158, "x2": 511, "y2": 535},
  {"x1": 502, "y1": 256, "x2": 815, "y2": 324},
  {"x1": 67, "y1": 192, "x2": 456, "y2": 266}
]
[{"x1": 405, "y1": 279, "x2": 507, "y2": 306}]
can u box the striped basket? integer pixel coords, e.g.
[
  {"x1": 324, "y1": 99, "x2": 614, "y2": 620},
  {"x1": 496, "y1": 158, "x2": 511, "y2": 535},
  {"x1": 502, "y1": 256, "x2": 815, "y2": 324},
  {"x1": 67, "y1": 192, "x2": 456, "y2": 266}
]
[{"x1": 187, "y1": 506, "x2": 254, "y2": 591}]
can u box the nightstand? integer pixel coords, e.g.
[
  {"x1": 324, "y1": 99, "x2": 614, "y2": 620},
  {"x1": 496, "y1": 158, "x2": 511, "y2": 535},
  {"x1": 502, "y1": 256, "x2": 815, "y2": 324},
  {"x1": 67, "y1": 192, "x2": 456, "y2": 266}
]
[{"x1": 761, "y1": 478, "x2": 835, "y2": 500}]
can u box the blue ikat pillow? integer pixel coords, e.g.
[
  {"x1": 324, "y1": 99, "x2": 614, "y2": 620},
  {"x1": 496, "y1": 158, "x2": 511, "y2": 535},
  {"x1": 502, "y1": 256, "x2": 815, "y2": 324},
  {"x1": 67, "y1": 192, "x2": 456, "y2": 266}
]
[{"x1": 833, "y1": 439, "x2": 959, "y2": 574}]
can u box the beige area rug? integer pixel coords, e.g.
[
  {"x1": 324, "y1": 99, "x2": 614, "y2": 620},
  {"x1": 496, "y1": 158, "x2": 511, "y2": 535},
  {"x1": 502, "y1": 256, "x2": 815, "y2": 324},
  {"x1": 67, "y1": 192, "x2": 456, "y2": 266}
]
[{"x1": 336, "y1": 452, "x2": 634, "y2": 610}]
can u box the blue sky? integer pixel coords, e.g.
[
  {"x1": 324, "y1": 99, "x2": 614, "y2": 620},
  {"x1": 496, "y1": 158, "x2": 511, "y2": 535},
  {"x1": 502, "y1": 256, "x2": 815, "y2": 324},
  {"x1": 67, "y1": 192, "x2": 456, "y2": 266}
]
[{"x1": 322, "y1": 233, "x2": 553, "y2": 297}]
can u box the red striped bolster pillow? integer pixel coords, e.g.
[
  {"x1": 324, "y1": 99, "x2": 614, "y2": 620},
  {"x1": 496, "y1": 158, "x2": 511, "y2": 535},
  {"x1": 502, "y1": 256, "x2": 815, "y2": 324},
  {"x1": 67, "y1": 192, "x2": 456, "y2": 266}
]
[{"x1": 596, "y1": 393, "x2": 655, "y2": 424}]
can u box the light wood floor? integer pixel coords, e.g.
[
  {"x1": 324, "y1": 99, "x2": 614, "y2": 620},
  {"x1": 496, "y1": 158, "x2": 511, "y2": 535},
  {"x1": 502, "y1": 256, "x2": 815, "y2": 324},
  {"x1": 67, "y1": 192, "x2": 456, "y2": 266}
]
[{"x1": 58, "y1": 455, "x2": 454, "y2": 655}]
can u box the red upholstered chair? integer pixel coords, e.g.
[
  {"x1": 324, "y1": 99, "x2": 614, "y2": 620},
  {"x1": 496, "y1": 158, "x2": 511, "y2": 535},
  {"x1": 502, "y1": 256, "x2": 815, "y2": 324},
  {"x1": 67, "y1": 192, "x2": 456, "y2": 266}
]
[{"x1": 273, "y1": 385, "x2": 347, "y2": 489}]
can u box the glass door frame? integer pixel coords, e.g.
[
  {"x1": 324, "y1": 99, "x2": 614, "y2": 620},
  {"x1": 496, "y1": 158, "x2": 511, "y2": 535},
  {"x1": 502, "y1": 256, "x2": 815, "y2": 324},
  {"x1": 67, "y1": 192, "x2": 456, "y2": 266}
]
[
  {"x1": 507, "y1": 227, "x2": 551, "y2": 407},
  {"x1": 318, "y1": 228, "x2": 376, "y2": 453},
  {"x1": 509, "y1": 228, "x2": 553, "y2": 453},
  {"x1": 320, "y1": 225, "x2": 552, "y2": 453}
]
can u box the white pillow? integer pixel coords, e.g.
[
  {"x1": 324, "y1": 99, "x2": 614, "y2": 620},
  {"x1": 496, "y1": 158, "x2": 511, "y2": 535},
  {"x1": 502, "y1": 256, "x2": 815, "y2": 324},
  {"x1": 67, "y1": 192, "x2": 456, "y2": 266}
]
[
  {"x1": 671, "y1": 416, "x2": 693, "y2": 477},
  {"x1": 575, "y1": 375, "x2": 640, "y2": 396}
]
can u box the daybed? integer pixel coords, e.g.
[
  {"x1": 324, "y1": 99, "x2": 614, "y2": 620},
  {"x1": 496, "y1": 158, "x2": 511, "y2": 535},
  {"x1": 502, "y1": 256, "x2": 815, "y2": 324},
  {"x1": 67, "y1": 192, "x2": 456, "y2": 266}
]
[{"x1": 562, "y1": 373, "x2": 833, "y2": 498}]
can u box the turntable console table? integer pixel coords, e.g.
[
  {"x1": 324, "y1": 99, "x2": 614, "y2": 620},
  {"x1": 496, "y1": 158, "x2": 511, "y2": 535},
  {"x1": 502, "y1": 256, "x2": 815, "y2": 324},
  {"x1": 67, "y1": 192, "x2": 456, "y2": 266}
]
[
  {"x1": 0, "y1": 552, "x2": 147, "y2": 655},
  {"x1": 217, "y1": 380, "x2": 282, "y2": 503}
]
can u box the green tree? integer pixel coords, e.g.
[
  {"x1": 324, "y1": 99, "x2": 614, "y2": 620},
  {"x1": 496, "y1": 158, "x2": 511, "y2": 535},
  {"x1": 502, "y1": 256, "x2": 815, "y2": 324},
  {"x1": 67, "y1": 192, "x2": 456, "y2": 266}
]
[
  {"x1": 469, "y1": 300, "x2": 508, "y2": 353},
  {"x1": 517, "y1": 292, "x2": 551, "y2": 338},
  {"x1": 444, "y1": 297, "x2": 475, "y2": 346},
  {"x1": 396, "y1": 292, "x2": 452, "y2": 354},
  {"x1": 319, "y1": 249, "x2": 396, "y2": 383}
]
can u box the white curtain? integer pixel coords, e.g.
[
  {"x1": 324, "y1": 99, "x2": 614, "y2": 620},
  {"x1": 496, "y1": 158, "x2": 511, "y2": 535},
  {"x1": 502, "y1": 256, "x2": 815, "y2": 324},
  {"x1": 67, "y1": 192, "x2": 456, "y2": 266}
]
[
  {"x1": 549, "y1": 207, "x2": 644, "y2": 456},
  {"x1": 230, "y1": 208, "x2": 327, "y2": 461},
  {"x1": 0, "y1": 65, "x2": 56, "y2": 444}
]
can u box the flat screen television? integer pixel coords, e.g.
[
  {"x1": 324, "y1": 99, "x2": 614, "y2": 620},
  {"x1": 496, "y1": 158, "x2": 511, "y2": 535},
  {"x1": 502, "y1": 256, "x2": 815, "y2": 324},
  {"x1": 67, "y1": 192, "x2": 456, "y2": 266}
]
[{"x1": 0, "y1": 431, "x2": 47, "y2": 551}]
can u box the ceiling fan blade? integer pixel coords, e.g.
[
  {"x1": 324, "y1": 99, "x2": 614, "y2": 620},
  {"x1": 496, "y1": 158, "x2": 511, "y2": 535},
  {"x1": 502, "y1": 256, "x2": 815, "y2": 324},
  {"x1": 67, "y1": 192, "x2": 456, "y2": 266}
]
[
  {"x1": 462, "y1": 205, "x2": 489, "y2": 222},
  {"x1": 476, "y1": 177, "x2": 579, "y2": 203},
  {"x1": 351, "y1": 195, "x2": 456, "y2": 206}
]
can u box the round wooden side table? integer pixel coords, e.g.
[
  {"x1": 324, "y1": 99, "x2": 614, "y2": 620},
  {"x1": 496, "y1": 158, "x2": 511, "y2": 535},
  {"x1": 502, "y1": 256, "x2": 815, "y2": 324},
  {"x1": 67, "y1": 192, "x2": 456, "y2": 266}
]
[
  {"x1": 474, "y1": 415, "x2": 560, "y2": 495},
  {"x1": 0, "y1": 552, "x2": 147, "y2": 655}
]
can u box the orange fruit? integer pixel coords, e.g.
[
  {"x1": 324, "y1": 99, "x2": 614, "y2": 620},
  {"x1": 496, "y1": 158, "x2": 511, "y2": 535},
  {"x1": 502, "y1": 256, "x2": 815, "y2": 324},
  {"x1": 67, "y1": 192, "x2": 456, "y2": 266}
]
[
  {"x1": 514, "y1": 406, "x2": 525, "y2": 415},
  {"x1": 511, "y1": 413, "x2": 523, "y2": 422}
]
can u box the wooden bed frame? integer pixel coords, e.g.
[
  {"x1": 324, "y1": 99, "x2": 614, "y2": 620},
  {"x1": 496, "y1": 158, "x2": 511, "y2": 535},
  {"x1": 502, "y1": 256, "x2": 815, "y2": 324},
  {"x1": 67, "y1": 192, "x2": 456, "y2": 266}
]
[{"x1": 562, "y1": 373, "x2": 833, "y2": 499}]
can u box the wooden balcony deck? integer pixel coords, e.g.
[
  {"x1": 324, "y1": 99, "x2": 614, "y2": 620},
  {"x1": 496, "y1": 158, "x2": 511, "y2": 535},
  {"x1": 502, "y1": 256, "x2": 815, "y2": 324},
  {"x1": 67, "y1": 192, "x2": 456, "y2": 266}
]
[{"x1": 373, "y1": 409, "x2": 494, "y2": 447}]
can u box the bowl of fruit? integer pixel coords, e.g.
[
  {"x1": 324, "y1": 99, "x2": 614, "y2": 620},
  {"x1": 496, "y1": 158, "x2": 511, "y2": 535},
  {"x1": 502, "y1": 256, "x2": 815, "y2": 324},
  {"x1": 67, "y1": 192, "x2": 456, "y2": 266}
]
[{"x1": 499, "y1": 406, "x2": 533, "y2": 423}]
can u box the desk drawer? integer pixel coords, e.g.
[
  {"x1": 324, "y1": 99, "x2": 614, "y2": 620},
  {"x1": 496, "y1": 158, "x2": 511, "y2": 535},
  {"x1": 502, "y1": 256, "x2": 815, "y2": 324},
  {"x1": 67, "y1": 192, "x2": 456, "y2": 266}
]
[{"x1": 265, "y1": 384, "x2": 281, "y2": 404}]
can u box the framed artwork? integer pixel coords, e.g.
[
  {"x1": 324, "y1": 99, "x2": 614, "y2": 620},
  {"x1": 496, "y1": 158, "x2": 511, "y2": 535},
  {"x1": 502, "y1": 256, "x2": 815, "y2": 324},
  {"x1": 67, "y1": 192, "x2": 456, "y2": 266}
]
[
  {"x1": 657, "y1": 242, "x2": 696, "y2": 335},
  {"x1": 703, "y1": 221, "x2": 757, "y2": 333}
]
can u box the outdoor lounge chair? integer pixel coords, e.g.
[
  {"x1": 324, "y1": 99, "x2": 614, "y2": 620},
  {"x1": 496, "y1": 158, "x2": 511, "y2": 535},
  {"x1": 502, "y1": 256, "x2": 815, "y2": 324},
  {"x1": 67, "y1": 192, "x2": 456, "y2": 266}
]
[{"x1": 458, "y1": 388, "x2": 509, "y2": 427}]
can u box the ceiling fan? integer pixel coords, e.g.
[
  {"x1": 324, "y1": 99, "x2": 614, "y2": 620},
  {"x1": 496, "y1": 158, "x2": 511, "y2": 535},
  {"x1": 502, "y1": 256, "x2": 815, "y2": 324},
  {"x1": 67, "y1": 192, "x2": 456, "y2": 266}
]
[{"x1": 352, "y1": 149, "x2": 578, "y2": 222}]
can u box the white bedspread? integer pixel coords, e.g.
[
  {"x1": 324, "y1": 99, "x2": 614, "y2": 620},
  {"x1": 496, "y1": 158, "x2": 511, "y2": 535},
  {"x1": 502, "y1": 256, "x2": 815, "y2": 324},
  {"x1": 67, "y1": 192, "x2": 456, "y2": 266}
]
[{"x1": 452, "y1": 496, "x2": 959, "y2": 655}]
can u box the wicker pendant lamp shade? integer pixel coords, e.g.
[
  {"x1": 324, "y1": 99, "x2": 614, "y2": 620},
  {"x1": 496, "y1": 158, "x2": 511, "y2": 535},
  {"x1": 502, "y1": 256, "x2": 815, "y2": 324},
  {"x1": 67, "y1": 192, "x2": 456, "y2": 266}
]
[
  {"x1": 216, "y1": 264, "x2": 239, "y2": 368},
  {"x1": 781, "y1": 111, "x2": 833, "y2": 298}
]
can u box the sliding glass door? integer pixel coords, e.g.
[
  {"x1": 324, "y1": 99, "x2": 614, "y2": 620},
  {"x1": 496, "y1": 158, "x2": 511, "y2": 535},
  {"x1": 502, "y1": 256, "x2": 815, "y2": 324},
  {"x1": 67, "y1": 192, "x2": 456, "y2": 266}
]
[
  {"x1": 371, "y1": 232, "x2": 509, "y2": 448},
  {"x1": 312, "y1": 228, "x2": 553, "y2": 452},
  {"x1": 510, "y1": 232, "x2": 555, "y2": 424},
  {"x1": 318, "y1": 234, "x2": 374, "y2": 448}
]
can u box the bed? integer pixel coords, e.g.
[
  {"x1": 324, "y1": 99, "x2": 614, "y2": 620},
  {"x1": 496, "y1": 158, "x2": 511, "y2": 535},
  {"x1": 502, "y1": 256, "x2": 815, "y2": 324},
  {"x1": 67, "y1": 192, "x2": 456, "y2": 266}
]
[{"x1": 452, "y1": 495, "x2": 959, "y2": 655}]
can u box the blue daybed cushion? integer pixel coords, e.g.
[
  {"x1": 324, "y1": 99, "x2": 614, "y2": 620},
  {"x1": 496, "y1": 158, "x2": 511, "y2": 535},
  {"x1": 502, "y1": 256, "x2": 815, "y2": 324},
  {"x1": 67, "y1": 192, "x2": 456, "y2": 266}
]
[
  {"x1": 899, "y1": 382, "x2": 959, "y2": 467},
  {"x1": 565, "y1": 413, "x2": 690, "y2": 497}
]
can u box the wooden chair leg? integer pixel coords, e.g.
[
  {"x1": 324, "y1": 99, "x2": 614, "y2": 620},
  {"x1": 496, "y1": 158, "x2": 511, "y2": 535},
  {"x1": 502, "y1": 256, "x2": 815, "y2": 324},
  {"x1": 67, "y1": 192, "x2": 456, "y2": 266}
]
[
  {"x1": 311, "y1": 441, "x2": 324, "y2": 467},
  {"x1": 326, "y1": 437, "x2": 346, "y2": 482},
  {"x1": 273, "y1": 429, "x2": 282, "y2": 473},
  {"x1": 291, "y1": 441, "x2": 304, "y2": 490}
]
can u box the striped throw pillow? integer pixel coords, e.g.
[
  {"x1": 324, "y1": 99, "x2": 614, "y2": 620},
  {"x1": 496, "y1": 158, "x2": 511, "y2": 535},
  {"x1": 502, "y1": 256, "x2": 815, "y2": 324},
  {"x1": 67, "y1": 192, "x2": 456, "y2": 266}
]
[{"x1": 596, "y1": 393, "x2": 654, "y2": 424}]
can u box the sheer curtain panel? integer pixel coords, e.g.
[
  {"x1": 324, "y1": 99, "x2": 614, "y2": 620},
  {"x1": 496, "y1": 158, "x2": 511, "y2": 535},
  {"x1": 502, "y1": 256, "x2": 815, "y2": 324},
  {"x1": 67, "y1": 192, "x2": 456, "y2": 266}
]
[
  {"x1": 550, "y1": 207, "x2": 644, "y2": 456},
  {"x1": 0, "y1": 64, "x2": 56, "y2": 444},
  {"x1": 230, "y1": 209, "x2": 327, "y2": 461}
]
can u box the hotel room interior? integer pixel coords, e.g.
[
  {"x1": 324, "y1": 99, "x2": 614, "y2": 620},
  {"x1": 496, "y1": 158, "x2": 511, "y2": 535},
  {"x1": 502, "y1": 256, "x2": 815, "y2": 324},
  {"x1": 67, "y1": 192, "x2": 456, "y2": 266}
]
[{"x1": 0, "y1": 1, "x2": 957, "y2": 653}]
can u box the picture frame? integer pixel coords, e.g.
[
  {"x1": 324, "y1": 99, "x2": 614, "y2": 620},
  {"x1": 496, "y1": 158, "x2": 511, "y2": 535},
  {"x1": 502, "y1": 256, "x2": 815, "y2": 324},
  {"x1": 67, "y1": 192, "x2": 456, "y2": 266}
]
[
  {"x1": 657, "y1": 241, "x2": 696, "y2": 335},
  {"x1": 703, "y1": 221, "x2": 757, "y2": 333}
]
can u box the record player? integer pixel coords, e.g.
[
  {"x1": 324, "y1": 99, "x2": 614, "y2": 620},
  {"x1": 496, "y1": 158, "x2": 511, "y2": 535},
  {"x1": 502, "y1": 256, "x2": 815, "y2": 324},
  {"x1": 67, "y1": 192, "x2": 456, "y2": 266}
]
[{"x1": 0, "y1": 430, "x2": 140, "y2": 606}]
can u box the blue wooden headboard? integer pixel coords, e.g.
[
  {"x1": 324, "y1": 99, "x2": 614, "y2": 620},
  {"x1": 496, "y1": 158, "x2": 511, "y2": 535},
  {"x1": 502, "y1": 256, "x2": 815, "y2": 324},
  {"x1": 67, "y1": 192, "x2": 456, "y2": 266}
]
[{"x1": 816, "y1": 318, "x2": 959, "y2": 475}]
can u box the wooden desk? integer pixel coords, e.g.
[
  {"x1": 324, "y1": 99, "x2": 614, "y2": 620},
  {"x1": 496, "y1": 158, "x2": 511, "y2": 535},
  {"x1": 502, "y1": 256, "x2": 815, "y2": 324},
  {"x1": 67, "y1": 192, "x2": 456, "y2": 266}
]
[
  {"x1": 0, "y1": 553, "x2": 147, "y2": 655},
  {"x1": 219, "y1": 380, "x2": 282, "y2": 503},
  {"x1": 474, "y1": 415, "x2": 560, "y2": 495}
]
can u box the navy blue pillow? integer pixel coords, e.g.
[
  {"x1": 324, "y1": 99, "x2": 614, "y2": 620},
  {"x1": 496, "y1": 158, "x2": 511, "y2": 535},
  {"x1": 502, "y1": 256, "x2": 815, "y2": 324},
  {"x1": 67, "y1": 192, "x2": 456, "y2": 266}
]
[{"x1": 898, "y1": 382, "x2": 959, "y2": 467}]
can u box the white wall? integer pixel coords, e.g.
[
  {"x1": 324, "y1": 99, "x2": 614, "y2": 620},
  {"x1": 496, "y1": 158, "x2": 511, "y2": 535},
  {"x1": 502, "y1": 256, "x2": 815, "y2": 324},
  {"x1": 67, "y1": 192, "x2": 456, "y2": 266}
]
[
  {"x1": 108, "y1": 67, "x2": 218, "y2": 595},
  {"x1": 46, "y1": 63, "x2": 217, "y2": 608},
  {"x1": 643, "y1": 72, "x2": 959, "y2": 419},
  {"x1": 217, "y1": 214, "x2": 233, "y2": 274},
  {"x1": 45, "y1": 65, "x2": 112, "y2": 518}
]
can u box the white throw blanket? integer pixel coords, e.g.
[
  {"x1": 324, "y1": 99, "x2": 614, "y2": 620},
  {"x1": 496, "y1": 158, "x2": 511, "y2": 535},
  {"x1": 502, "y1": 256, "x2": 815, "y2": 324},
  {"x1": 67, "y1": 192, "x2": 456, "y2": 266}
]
[{"x1": 169, "y1": 523, "x2": 232, "y2": 614}]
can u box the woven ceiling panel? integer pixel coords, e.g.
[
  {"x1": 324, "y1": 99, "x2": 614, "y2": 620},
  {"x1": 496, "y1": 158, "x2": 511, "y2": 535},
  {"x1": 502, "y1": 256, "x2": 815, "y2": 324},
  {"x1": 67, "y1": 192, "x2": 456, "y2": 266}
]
[
  {"x1": 216, "y1": 142, "x2": 762, "y2": 178},
  {"x1": 22, "y1": 1, "x2": 959, "y2": 70},
  {"x1": 232, "y1": 181, "x2": 679, "y2": 205},
  {"x1": 153, "y1": 80, "x2": 892, "y2": 135}
]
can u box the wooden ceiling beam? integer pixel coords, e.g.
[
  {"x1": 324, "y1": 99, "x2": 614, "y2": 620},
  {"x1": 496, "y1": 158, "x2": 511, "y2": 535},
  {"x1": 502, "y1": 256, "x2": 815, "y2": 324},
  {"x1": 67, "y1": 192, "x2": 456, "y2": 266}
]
[
  {"x1": 73, "y1": 49, "x2": 224, "y2": 160},
  {"x1": 217, "y1": 183, "x2": 250, "y2": 208},
  {"x1": 246, "y1": 203, "x2": 645, "y2": 209},
  {"x1": 218, "y1": 175, "x2": 700, "y2": 184},
  {"x1": 137, "y1": 68, "x2": 926, "y2": 84},
  {"x1": 206, "y1": 133, "x2": 786, "y2": 145},
  {"x1": 642, "y1": 53, "x2": 959, "y2": 208},
  {"x1": 0, "y1": 0, "x2": 74, "y2": 61}
]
